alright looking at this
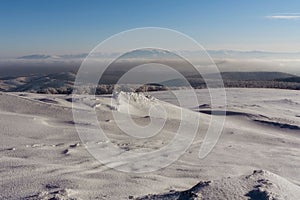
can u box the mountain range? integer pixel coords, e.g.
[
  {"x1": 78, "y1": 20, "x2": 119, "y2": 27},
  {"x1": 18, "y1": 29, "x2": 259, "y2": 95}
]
[
  {"x1": 0, "y1": 71, "x2": 299, "y2": 94},
  {"x1": 15, "y1": 50, "x2": 300, "y2": 60}
]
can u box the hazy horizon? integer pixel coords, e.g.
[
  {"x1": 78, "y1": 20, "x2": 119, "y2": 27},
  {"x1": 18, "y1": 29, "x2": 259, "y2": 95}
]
[
  {"x1": 1, "y1": 49, "x2": 300, "y2": 77},
  {"x1": 1, "y1": 1, "x2": 300, "y2": 78}
]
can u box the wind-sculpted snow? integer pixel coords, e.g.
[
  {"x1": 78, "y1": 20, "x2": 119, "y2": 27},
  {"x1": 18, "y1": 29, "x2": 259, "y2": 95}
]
[
  {"x1": 113, "y1": 91, "x2": 158, "y2": 114},
  {"x1": 0, "y1": 88, "x2": 299, "y2": 199},
  {"x1": 137, "y1": 170, "x2": 300, "y2": 200}
]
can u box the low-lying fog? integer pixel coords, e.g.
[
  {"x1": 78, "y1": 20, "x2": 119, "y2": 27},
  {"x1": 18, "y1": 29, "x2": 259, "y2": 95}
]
[{"x1": 0, "y1": 50, "x2": 300, "y2": 77}]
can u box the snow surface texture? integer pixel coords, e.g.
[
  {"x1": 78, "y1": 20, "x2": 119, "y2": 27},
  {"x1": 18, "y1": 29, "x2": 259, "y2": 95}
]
[{"x1": 0, "y1": 88, "x2": 299, "y2": 199}]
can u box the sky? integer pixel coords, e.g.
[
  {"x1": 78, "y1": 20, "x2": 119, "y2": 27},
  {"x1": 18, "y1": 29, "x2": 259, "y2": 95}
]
[{"x1": 1, "y1": 0, "x2": 300, "y2": 57}]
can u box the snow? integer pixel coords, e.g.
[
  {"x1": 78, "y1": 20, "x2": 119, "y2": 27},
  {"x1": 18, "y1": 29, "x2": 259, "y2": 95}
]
[{"x1": 0, "y1": 88, "x2": 299, "y2": 199}]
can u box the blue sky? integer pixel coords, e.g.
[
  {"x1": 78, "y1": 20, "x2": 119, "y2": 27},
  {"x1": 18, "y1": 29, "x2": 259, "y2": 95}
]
[{"x1": 1, "y1": 0, "x2": 300, "y2": 57}]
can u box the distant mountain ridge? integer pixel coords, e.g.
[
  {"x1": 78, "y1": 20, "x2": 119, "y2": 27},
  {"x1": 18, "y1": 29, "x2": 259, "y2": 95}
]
[
  {"x1": 17, "y1": 54, "x2": 55, "y2": 59},
  {"x1": 16, "y1": 49, "x2": 300, "y2": 60},
  {"x1": 219, "y1": 71, "x2": 296, "y2": 81},
  {"x1": 17, "y1": 54, "x2": 88, "y2": 60}
]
